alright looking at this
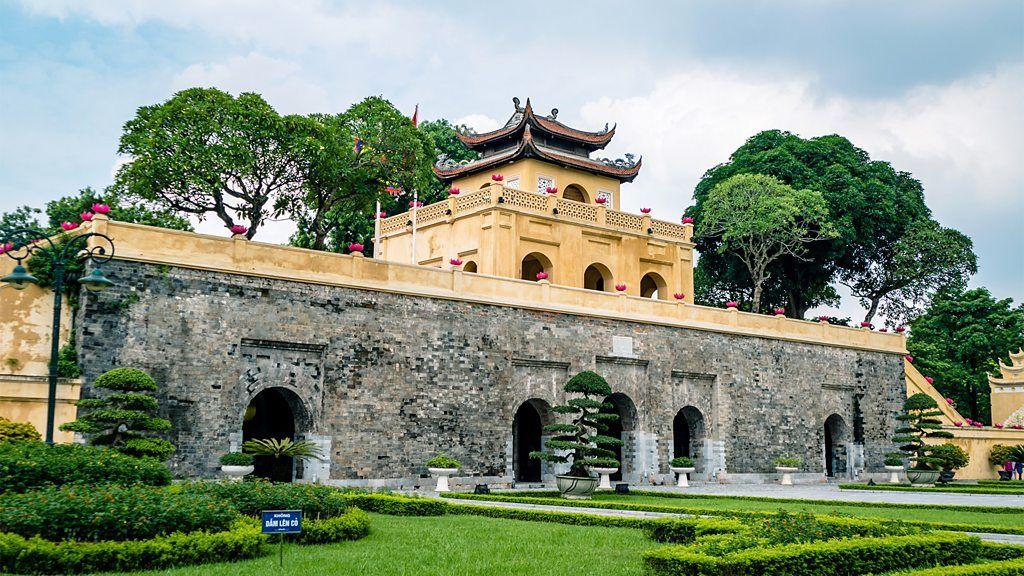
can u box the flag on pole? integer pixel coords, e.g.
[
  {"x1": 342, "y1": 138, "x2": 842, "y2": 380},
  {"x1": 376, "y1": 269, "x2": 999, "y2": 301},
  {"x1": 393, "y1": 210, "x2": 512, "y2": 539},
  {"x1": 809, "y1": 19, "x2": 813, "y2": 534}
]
[
  {"x1": 410, "y1": 104, "x2": 418, "y2": 128},
  {"x1": 353, "y1": 136, "x2": 364, "y2": 155}
]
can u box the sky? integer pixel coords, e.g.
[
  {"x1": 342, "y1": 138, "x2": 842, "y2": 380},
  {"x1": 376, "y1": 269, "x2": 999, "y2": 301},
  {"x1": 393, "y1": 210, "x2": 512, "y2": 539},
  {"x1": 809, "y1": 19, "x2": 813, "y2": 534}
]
[{"x1": 1, "y1": 0, "x2": 1022, "y2": 322}]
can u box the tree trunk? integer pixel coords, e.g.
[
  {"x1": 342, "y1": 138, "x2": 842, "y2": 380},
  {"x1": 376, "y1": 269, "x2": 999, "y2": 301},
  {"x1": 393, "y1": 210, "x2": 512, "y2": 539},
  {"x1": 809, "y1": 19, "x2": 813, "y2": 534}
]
[
  {"x1": 751, "y1": 282, "x2": 763, "y2": 314},
  {"x1": 864, "y1": 298, "x2": 881, "y2": 324}
]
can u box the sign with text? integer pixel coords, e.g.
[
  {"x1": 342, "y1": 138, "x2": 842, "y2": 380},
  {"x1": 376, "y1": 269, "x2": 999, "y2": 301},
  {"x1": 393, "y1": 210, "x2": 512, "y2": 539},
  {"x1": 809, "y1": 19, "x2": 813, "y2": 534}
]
[{"x1": 261, "y1": 510, "x2": 302, "y2": 534}]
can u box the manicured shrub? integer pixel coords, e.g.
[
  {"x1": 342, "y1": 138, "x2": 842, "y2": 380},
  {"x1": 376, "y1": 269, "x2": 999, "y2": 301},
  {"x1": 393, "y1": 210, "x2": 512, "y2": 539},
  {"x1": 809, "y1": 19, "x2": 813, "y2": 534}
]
[
  {"x1": 294, "y1": 509, "x2": 371, "y2": 545},
  {"x1": 342, "y1": 492, "x2": 448, "y2": 516},
  {"x1": 0, "y1": 418, "x2": 40, "y2": 443},
  {"x1": 425, "y1": 453, "x2": 461, "y2": 469},
  {"x1": 690, "y1": 533, "x2": 763, "y2": 556},
  {"x1": 773, "y1": 456, "x2": 803, "y2": 468},
  {"x1": 0, "y1": 484, "x2": 237, "y2": 541},
  {"x1": 0, "y1": 518, "x2": 267, "y2": 575},
  {"x1": 531, "y1": 370, "x2": 622, "y2": 476},
  {"x1": 644, "y1": 518, "x2": 747, "y2": 544},
  {"x1": 989, "y1": 444, "x2": 1017, "y2": 467},
  {"x1": 980, "y1": 542, "x2": 1024, "y2": 561},
  {"x1": 186, "y1": 480, "x2": 350, "y2": 519},
  {"x1": 889, "y1": 559, "x2": 1024, "y2": 576},
  {"x1": 219, "y1": 452, "x2": 254, "y2": 466},
  {"x1": 0, "y1": 441, "x2": 171, "y2": 493},
  {"x1": 930, "y1": 443, "x2": 970, "y2": 471},
  {"x1": 670, "y1": 456, "x2": 695, "y2": 468},
  {"x1": 756, "y1": 510, "x2": 921, "y2": 544}
]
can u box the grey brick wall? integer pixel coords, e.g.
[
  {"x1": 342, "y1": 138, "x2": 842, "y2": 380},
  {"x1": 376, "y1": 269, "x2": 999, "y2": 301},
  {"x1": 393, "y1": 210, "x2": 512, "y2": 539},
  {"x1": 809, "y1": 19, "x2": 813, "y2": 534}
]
[{"x1": 75, "y1": 260, "x2": 904, "y2": 484}]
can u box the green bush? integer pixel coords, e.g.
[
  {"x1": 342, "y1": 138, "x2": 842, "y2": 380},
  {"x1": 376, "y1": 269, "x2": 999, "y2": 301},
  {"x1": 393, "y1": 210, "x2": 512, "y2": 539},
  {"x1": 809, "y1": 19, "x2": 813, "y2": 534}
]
[
  {"x1": 342, "y1": 492, "x2": 448, "y2": 516},
  {"x1": 425, "y1": 453, "x2": 461, "y2": 469},
  {"x1": 0, "y1": 518, "x2": 267, "y2": 575},
  {"x1": 774, "y1": 456, "x2": 803, "y2": 468},
  {"x1": 888, "y1": 559, "x2": 1024, "y2": 576},
  {"x1": 690, "y1": 533, "x2": 763, "y2": 556},
  {"x1": 187, "y1": 480, "x2": 350, "y2": 519},
  {"x1": 670, "y1": 456, "x2": 695, "y2": 468},
  {"x1": 0, "y1": 418, "x2": 40, "y2": 443},
  {"x1": 219, "y1": 452, "x2": 254, "y2": 466},
  {"x1": 644, "y1": 532, "x2": 981, "y2": 576},
  {"x1": 0, "y1": 441, "x2": 171, "y2": 493},
  {"x1": 930, "y1": 443, "x2": 970, "y2": 471},
  {"x1": 756, "y1": 510, "x2": 921, "y2": 544},
  {"x1": 643, "y1": 518, "x2": 745, "y2": 544},
  {"x1": 293, "y1": 508, "x2": 371, "y2": 545},
  {"x1": 980, "y1": 542, "x2": 1024, "y2": 561},
  {"x1": 989, "y1": 444, "x2": 1016, "y2": 467},
  {"x1": 0, "y1": 484, "x2": 237, "y2": 541}
]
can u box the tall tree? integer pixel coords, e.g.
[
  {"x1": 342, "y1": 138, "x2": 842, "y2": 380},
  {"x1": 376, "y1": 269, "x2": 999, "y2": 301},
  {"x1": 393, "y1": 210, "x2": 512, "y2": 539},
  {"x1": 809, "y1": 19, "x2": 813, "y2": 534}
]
[
  {"x1": 0, "y1": 206, "x2": 41, "y2": 240},
  {"x1": 45, "y1": 187, "x2": 192, "y2": 233},
  {"x1": 841, "y1": 218, "x2": 976, "y2": 324},
  {"x1": 697, "y1": 173, "x2": 836, "y2": 314},
  {"x1": 907, "y1": 288, "x2": 1024, "y2": 422},
  {"x1": 689, "y1": 130, "x2": 931, "y2": 318},
  {"x1": 114, "y1": 88, "x2": 304, "y2": 239}
]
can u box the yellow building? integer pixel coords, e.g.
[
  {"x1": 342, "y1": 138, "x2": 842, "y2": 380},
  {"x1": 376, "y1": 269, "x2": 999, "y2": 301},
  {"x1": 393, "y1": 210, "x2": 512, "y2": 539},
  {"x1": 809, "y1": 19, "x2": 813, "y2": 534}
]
[
  {"x1": 377, "y1": 98, "x2": 695, "y2": 300},
  {"x1": 991, "y1": 349, "x2": 1024, "y2": 426}
]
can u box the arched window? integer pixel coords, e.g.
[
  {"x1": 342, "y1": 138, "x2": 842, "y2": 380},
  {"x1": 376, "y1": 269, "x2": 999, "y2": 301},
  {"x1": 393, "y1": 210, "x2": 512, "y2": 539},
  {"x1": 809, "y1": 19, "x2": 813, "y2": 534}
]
[
  {"x1": 583, "y1": 263, "x2": 613, "y2": 292},
  {"x1": 563, "y1": 184, "x2": 589, "y2": 203},
  {"x1": 521, "y1": 252, "x2": 552, "y2": 282},
  {"x1": 463, "y1": 261, "x2": 478, "y2": 273},
  {"x1": 640, "y1": 272, "x2": 668, "y2": 300}
]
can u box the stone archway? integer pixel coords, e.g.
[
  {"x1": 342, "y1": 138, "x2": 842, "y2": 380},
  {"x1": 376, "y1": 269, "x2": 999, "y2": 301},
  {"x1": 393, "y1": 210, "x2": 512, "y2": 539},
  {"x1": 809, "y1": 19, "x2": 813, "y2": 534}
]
[
  {"x1": 601, "y1": 392, "x2": 637, "y2": 481},
  {"x1": 512, "y1": 399, "x2": 551, "y2": 483},
  {"x1": 521, "y1": 252, "x2": 553, "y2": 282},
  {"x1": 824, "y1": 413, "x2": 848, "y2": 478},
  {"x1": 640, "y1": 272, "x2": 668, "y2": 300},
  {"x1": 583, "y1": 263, "x2": 613, "y2": 292},
  {"x1": 242, "y1": 387, "x2": 310, "y2": 482},
  {"x1": 672, "y1": 406, "x2": 706, "y2": 471}
]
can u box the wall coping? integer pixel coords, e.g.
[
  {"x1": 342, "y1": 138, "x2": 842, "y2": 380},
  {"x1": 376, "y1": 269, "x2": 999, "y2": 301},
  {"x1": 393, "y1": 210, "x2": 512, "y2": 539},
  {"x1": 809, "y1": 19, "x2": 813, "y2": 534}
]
[{"x1": 82, "y1": 218, "x2": 908, "y2": 355}]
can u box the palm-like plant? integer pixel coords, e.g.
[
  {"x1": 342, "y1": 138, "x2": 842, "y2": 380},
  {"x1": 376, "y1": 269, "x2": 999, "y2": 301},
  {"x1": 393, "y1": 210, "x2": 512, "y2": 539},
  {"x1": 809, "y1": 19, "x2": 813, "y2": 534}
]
[
  {"x1": 241, "y1": 437, "x2": 324, "y2": 460},
  {"x1": 1009, "y1": 445, "x2": 1024, "y2": 464}
]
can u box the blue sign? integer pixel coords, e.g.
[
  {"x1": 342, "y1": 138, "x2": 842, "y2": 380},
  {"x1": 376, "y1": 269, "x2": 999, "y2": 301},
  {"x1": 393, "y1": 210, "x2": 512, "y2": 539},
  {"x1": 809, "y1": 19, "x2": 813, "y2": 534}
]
[{"x1": 261, "y1": 510, "x2": 302, "y2": 534}]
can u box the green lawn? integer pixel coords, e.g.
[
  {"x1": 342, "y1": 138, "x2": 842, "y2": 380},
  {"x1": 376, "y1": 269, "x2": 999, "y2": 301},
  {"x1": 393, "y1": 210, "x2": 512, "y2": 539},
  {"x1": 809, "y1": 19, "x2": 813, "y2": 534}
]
[{"x1": 94, "y1": 513, "x2": 660, "y2": 576}]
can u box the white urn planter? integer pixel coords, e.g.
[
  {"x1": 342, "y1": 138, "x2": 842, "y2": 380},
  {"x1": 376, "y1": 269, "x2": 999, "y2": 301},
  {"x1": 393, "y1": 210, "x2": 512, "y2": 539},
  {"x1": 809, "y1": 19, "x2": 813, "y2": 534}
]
[
  {"x1": 428, "y1": 467, "x2": 459, "y2": 492},
  {"x1": 556, "y1": 475, "x2": 599, "y2": 499},
  {"x1": 776, "y1": 466, "x2": 798, "y2": 486},
  {"x1": 591, "y1": 467, "x2": 618, "y2": 490},
  {"x1": 221, "y1": 465, "x2": 254, "y2": 482},
  {"x1": 671, "y1": 466, "x2": 696, "y2": 488},
  {"x1": 884, "y1": 465, "x2": 904, "y2": 484}
]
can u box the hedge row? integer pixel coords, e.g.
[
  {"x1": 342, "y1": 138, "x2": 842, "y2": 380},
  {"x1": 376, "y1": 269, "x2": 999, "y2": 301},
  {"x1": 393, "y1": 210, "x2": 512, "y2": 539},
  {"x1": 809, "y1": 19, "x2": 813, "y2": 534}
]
[
  {"x1": 342, "y1": 492, "x2": 448, "y2": 516},
  {"x1": 980, "y1": 542, "x2": 1024, "y2": 561},
  {"x1": 292, "y1": 509, "x2": 371, "y2": 545},
  {"x1": 644, "y1": 532, "x2": 982, "y2": 576},
  {"x1": 0, "y1": 519, "x2": 267, "y2": 575},
  {"x1": 0, "y1": 442, "x2": 171, "y2": 493},
  {"x1": 887, "y1": 559, "x2": 1024, "y2": 576},
  {"x1": 840, "y1": 483, "x2": 1024, "y2": 496}
]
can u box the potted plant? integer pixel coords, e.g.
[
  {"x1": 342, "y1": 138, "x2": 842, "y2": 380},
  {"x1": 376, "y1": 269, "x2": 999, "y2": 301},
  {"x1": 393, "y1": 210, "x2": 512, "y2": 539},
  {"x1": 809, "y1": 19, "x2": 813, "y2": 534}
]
[
  {"x1": 892, "y1": 393, "x2": 954, "y2": 485},
  {"x1": 425, "y1": 453, "x2": 461, "y2": 492},
  {"x1": 929, "y1": 443, "x2": 969, "y2": 483},
  {"x1": 531, "y1": 371, "x2": 622, "y2": 499},
  {"x1": 774, "y1": 456, "x2": 801, "y2": 486},
  {"x1": 883, "y1": 452, "x2": 904, "y2": 484},
  {"x1": 669, "y1": 456, "x2": 696, "y2": 488},
  {"x1": 990, "y1": 444, "x2": 1015, "y2": 480},
  {"x1": 219, "y1": 452, "x2": 254, "y2": 481},
  {"x1": 241, "y1": 437, "x2": 325, "y2": 483}
]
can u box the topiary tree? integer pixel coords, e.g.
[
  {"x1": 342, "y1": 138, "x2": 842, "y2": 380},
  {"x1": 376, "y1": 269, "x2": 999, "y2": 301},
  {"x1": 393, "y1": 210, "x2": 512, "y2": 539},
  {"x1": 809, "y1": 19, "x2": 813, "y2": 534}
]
[
  {"x1": 60, "y1": 367, "x2": 175, "y2": 460},
  {"x1": 891, "y1": 393, "x2": 954, "y2": 470},
  {"x1": 0, "y1": 417, "x2": 41, "y2": 443},
  {"x1": 530, "y1": 371, "x2": 623, "y2": 477},
  {"x1": 929, "y1": 443, "x2": 969, "y2": 472}
]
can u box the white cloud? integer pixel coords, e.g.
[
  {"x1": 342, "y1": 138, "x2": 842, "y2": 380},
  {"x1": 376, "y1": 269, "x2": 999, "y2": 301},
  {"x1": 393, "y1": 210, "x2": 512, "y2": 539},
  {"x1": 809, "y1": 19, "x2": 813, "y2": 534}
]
[{"x1": 454, "y1": 114, "x2": 501, "y2": 133}]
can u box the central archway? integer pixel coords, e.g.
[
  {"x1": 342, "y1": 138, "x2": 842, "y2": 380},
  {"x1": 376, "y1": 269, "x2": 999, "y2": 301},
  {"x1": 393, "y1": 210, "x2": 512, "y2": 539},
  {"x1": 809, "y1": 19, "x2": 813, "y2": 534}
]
[
  {"x1": 640, "y1": 272, "x2": 668, "y2": 300},
  {"x1": 242, "y1": 387, "x2": 307, "y2": 482},
  {"x1": 601, "y1": 393, "x2": 637, "y2": 481},
  {"x1": 583, "y1": 263, "x2": 613, "y2": 292},
  {"x1": 563, "y1": 184, "x2": 589, "y2": 203},
  {"x1": 521, "y1": 252, "x2": 552, "y2": 282},
  {"x1": 512, "y1": 399, "x2": 550, "y2": 483},
  {"x1": 824, "y1": 414, "x2": 848, "y2": 478},
  {"x1": 672, "y1": 406, "x2": 706, "y2": 471}
]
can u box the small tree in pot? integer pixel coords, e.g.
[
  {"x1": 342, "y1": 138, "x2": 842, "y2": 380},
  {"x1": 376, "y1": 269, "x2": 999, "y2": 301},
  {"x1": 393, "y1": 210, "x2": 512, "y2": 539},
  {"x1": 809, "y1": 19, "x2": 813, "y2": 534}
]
[
  {"x1": 530, "y1": 371, "x2": 622, "y2": 499},
  {"x1": 929, "y1": 443, "x2": 969, "y2": 483},
  {"x1": 892, "y1": 393, "x2": 954, "y2": 484}
]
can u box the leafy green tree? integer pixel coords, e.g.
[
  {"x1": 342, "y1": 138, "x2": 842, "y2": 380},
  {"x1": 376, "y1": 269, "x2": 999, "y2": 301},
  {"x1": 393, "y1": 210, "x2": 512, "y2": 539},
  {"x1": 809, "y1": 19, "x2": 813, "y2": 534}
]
[
  {"x1": 530, "y1": 371, "x2": 623, "y2": 478},
  {"x1": 417, "y1": 118, "x2": 477, "y2": 196},
  {"x1": 841, "y1": 218, "x2": 976, "y2": 324},
  {"x1": 689, "y1": 130, "x2": 931, "y2": 318},
  {"x1": 114, "y1": 88, "x2": 304, "y2": 239},
  {"x1": 907, "y1": 288, "x2": 1024, "y2": 422},
  {"x1": 697, "y1": 173, "x2": 836, "y2": 314},
  {"x1": 892, "y1": 393, "x2": 954, "y2": 471},
  {"x1": 60, "y1": 368, "x2": 175, "y2": 460},
  {"x1": 0, "y1": 206, "x2": 42, "y2": 239},
  {"x1": 44, "y1": 187, "x2": 192, "y2": 233}
]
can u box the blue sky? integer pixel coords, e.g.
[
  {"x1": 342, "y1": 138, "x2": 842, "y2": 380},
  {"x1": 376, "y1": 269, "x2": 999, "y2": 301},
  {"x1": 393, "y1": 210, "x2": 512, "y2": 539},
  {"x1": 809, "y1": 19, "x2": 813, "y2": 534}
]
[{"x1": 1, "y1": 0, "x2": 1021, "y2": 320}]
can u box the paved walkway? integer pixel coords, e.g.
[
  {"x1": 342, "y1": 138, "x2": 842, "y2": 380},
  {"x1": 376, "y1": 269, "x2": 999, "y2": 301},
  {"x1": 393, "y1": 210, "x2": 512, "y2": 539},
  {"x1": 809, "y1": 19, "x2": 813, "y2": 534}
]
[
  {"x1": 448, "y1": 497, "x2": 1024, "y2": 545},
  {"x1": 640, "y1": 483, "x2": 1024, "y2": 508}
]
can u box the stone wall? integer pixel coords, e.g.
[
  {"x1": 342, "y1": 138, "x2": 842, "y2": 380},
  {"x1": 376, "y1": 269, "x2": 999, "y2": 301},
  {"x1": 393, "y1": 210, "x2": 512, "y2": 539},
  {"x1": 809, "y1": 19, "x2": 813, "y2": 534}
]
[{"x1": 76, "y1": 259, "x2": 905, "y2": 485}]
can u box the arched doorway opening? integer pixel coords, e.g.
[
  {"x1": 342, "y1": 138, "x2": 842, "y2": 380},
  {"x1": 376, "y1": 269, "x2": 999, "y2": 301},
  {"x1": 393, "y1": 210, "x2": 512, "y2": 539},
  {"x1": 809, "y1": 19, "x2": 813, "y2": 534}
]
[
  {"x1": 463, "y1": 261, "x2": 478, "y2": 273},
  {"x1": 600, "y1": 392, "x2": 637, "y2": 481},
  {"x1": 673, "y1": 406, "x2": 706, "y2": 471},
  {"x1": 824, "y1": 414, "x2": 848, "y2": 478},
  {"x1": 640, "y1": 272, "x2": 668, "y2": 300},
  {"x1": 242, "y1": 387, "x2": 306, "y2": 482},
  {"x1": 521, "y1": 252, "x2": 552, "y2": 282},
  {"x1": 513, "y1": 399, "x2": 550, "y2": 483},
  {"x1": 563, "y1": 184, "x2": 589, "y2": 203},
  {"x1": 583, "y1": 263, "x2": 613, "y2": 292}
]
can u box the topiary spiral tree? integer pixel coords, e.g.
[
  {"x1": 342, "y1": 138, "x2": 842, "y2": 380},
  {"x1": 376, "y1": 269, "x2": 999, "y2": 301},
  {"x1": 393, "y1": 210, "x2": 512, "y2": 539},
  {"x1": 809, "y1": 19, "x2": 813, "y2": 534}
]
[
  {"x1": 60, "y1": 367, "x2": 175, "y2": 460},
  {"x1": 530, "y1": 370, "x2": 623, "y2": 477},
  {"x1": 891, "y1": 392, "x2": 954, "y2": 470}
]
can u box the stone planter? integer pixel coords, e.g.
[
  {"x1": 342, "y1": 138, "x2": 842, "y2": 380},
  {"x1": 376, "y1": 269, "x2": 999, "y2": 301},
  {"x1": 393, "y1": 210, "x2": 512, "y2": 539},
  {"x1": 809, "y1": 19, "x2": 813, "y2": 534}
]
[
  {"x1": 937, "y1": 470, "x2": 956, "y2": 484},
  {"x1": 556, "y1": 475, "x2": 599, "y2": 499},
  {"x1": 590, "y1": 467, "x2": 618, "y2": 490},
  {"x1": 428, "y1": 467, "x2": 459, "y2": 492},
  {"x1": 221, "y1": 465, "x2": 254, "y2": 481},
  {"x1": 998, "y1": 470, "x2": 1013, "y2": 481},
  {"x1": 670, "y1": 466, "x2": 696, "y2": 488},
  {"x1": 906, "y1": 469, "x2": 940, "y2": 485},
  {"x1": 884, "y1": 465, "x2": 904, "y2": 484},
  {"x1": 776, "y1": 466, "x2": 798, "y2": 486}
]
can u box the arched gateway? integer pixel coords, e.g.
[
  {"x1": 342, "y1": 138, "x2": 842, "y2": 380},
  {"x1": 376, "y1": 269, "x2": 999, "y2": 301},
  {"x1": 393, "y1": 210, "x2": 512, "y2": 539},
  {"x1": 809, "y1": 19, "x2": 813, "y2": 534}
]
[
  {"x1": 242, "y1": 387, "x2": 310, "y2": 482},
  {"x1": 512, "y1": 399, "x2": 551, "y2": 483}
]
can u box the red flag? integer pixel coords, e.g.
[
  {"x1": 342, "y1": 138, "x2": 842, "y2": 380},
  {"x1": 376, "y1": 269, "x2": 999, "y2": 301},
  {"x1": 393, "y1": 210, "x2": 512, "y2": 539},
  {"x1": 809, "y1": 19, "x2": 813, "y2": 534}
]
[{"x1": 411, "y1": 104, "x2": 418, "y2": 127}]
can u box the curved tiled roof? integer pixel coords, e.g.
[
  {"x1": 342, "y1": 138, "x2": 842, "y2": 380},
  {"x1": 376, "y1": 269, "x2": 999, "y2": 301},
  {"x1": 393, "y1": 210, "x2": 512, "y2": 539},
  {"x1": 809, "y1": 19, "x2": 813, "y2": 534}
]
[{"x1": 456, "y1": 98, "x2": 616, "y2": 150}]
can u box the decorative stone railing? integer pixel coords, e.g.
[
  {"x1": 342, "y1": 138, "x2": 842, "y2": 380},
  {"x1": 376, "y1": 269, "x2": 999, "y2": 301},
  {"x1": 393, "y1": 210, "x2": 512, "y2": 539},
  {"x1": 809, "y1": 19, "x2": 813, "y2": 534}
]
[{"x1": 378, "y1": 184, "x2": 694, "y2": 243}]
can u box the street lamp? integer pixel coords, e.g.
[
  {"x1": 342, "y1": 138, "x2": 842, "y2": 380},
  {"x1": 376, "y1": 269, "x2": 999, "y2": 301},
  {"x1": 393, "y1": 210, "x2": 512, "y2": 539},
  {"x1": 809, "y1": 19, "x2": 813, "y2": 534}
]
[{"x1": 1, "y1": 227, "x2": 115, "y2": 444}]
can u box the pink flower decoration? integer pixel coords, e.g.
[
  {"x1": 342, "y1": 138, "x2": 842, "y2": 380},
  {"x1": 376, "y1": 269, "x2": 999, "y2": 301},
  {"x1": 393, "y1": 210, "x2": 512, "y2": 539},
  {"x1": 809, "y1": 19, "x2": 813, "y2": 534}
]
[
  {"x1": 229, "y1": 225, "x2": 248, "y2": 235},
  {"x1": 60, "y1": 221, "x2": 77, "y2": 231},
  {"x1": 448, "y1": 187, "x2": 460, "y2": 195},
  {"x1": 377, "y1": 211, "x2": 387, "y2": 218},
  {"x1": 1013, "y1": 425, "x2": 1023, "y2": 430},
  {"x1": 595, "y1": 197, "x2": 607, "y2": 204},
  {"x1": 615, "y1": 283, "x2": 627, "y2": 292},
  {"x1": 80, "y1": 211, "x2": 94, "y2": 222},
  {"x1": 774, "y1": 308, "x2": 786, "y2": 315},
  {"x1": 954, "y1": 421, "x2": 963, "y2": 427},
  {"x1": 673, "y1": 293, "x2": 685, "y2": 300},
  {"x1": 973, "y1": 421, "x2": 984, "y2": 427},
  {"x1": 895, "y1": 326, "x2": 906, "y2": 333},
  {"x1": 860, "y1": 321, "x2": 873, "y2": 329},
  {"x1": 995, "y1": 423, "x2": 1004, "y2": 428},
  {"x1": 818, "y1": 315, "x2": 830, "y2": 322},
  {"x1": 682, "y1": 216, "x2": 694, "y2": 224},
  {"x1": 640, "y1": 207, "x2": 651, "y2": 214},
  {"x1": 945, "y1": 397, "x2": 954, "y2": 405},
  {"x1": 91, "y1": 203, "x2": 110, "y2": 214},
  {"x1": 925, "y1": 376, "x2": 934, "y2": 384},
  {"x1": 905, "y1": 355, "x2": 914, "y2": 363},
  {"x1": 408, "y1": 200, "x2": 423, "y2": 208},
  {"x1": 545, "y1": 186, "x2": 558, "y2": 194},
  {"x1": 725, "y1": 301, "x2": 739, "y2": 308},
  {"x1": 535, "y1": 271, "x2": 548, "y2": 280},
  {"x1": 0, "y1": 243, "x2": 11, "y2": 254},
  {"x1": 348, "y1": 242, "x2": 364, "y2": 253},
  {"x1": 879, "y1": 328, "x2": 888, "y2": 333},
  {"x1": 450, "y1": 258, "x2": 463, "y2": 266},
  {"x1": 965, "y1": 418, "x2": 974, "y2": 425},
  {"x1": 491, "y1": 174, "x2": 503, "y2": 182}
]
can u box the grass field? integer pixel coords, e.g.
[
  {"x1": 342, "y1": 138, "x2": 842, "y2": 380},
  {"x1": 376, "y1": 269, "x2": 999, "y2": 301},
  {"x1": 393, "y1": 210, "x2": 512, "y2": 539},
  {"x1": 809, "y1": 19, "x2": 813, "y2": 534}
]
[
  {"x1": 95, "y1": 513, "x2": 660, "y2": 576},
  {"x1": 841, "y1": 482, "x2": 1024, "y2": 495}
]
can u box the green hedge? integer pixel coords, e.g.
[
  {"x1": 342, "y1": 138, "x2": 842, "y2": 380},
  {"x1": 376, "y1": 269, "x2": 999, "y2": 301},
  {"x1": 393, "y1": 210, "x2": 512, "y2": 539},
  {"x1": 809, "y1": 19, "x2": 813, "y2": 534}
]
[
  {"x1": 185, "y1": 481, "x2": 350, "y2": 519},
  {"x1": 0, "y1": 484, "x2": 237, "y2": 541},
  {"x1": 341, "y1": 492, "x2": 448, "y2": 516},
  {"x1": 0, "y1": 519, "x2": 267, "y2": 575},
  {"x1": 886, "y1": 559, "x2": 1024, "y2": 576},
  {"x1": 293, "y1": 508, "x2": 371, "y2": 545},
  {"x1": 840, "y1": 483, "x2": 1024, "y2": 496},
  {"x1": 980, "y1": 542, "x2": 1024, "y2": 561},
  {"x1": 0, "y1": 441, "x2": 171, "y2": 493},
  {"x1": 644, "y1": 532, "x2": 982, "y2": 576}
]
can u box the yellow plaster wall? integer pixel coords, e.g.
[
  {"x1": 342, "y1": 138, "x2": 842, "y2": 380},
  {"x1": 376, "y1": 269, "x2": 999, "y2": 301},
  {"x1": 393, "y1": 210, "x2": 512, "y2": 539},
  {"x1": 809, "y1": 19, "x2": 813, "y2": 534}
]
[
  {"x1": 451, "y1": 158, "x2": 623, "y2": 210},
  {"x1": 0, "y1": 376, "x2": 80, "y2": 443}
]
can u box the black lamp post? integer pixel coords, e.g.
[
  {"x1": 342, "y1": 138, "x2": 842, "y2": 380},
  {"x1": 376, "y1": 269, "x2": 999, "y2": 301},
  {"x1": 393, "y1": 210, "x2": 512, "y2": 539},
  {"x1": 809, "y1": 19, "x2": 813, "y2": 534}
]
[{"x1": 1, "y1": 228, "x2": 115, "y2": 444}]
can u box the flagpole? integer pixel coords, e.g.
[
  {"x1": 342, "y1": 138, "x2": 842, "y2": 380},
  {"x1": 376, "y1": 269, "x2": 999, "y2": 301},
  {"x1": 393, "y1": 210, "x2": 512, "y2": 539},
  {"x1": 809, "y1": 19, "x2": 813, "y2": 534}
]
[
  {"x1": 373, "y1": 200, "x2": 381, "y2": 259},
  {"x1": 411, "y1": 190, "x2": 418, "y2": 265}
]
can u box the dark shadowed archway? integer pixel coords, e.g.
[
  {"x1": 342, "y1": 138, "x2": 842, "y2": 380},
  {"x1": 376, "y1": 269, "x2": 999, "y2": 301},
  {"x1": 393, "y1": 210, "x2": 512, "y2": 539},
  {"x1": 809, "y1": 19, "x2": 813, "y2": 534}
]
[
  {"x1": 824, "y1": 414, "x2": 848, "y2": 478},
  {"x1": 513, "y1": 399, "x2": 551, "y2": 483},
  {"x1": 583, "y1": 263, "x2": 613, "y2": 292},
  {"x1": 640, "y1": 272, "x2": 668, "y2": 300},
  {"x1": 673, "y1": 406, "x2": 706, "y2": 470},
  {"x1": 242, "y1": 387, "x2": 308, "y2": 482},
  {"x1": 601, "y1": 393, "x2": 637, "y2": 481},
  {"x1": 521, "y1": 252, "x2": 553, "y2": 282}
]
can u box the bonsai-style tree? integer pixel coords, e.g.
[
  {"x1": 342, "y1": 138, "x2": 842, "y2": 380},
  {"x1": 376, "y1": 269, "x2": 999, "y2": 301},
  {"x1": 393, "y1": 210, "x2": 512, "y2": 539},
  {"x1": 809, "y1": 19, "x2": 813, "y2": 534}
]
[
  {"x1": 929, "y1": 443, "x2": 969, "y2": 472},
  {"x1": 891, "y1": 393, "x2": 954, "y2": 470},
  {"x1": 60, "y1": 368, "x2": 175, "y2": 460},
  {"x1": 530, "y1": 371, "x2": 623, "y2": 477}
]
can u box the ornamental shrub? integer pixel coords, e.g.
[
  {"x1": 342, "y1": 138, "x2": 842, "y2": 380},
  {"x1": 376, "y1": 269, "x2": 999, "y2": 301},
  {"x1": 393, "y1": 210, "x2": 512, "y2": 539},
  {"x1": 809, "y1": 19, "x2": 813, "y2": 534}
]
[
  {"x1": 893, "y1": 393, "x2": 955, "y2": 470},
  {"x1": 342, "y1": 492, "x2": 448, "y2": 516},
  {"x1": 294, "y1": 509, "x2": 371, "y2": 544},
  {"x1": 59, "y1": 367, "x2": 176, "y2": 460},
  {"x1": 186, "y1": 480, "x2": 350, "y2": 519},
  {"x1": 670, "y1": 456, "x2": 695, "y2": 468},
  {"x1": 0, "y1": 441, "x2": 171, "y2": 493},
  {"x1": 755, "y1": 510, "x2": 921, "y2": 545},
  {"x1": 426, "y1": 453, "x2": 461, "y2": 469},
  {"x1": 0, "y1": 484, "x2": 237, "y2": 541},
  {"x1": 929, "y1": 443, "x2": 970, "y2": 471},
  {"x1": 885, "y1": 452, "x2": 905, "y2": 466},
  {"x1": 989, "y1": 444, "x2": 1016, "y2": 467},
  {"x1": 889, "y1": 559, "x2": 1024, "y2": 575},
  {"x1": 773, "y1": 456, "x2": 802, "y2": 468},
  {"x1": 0, "y1": 418, "x2": 40, "y2": 443},
  {"x1": 219, "y1": 452, "x2": 254, "y2": 466},
  {"x1": 530, "y1": 370, "x2": 622, "y2": 477}
]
